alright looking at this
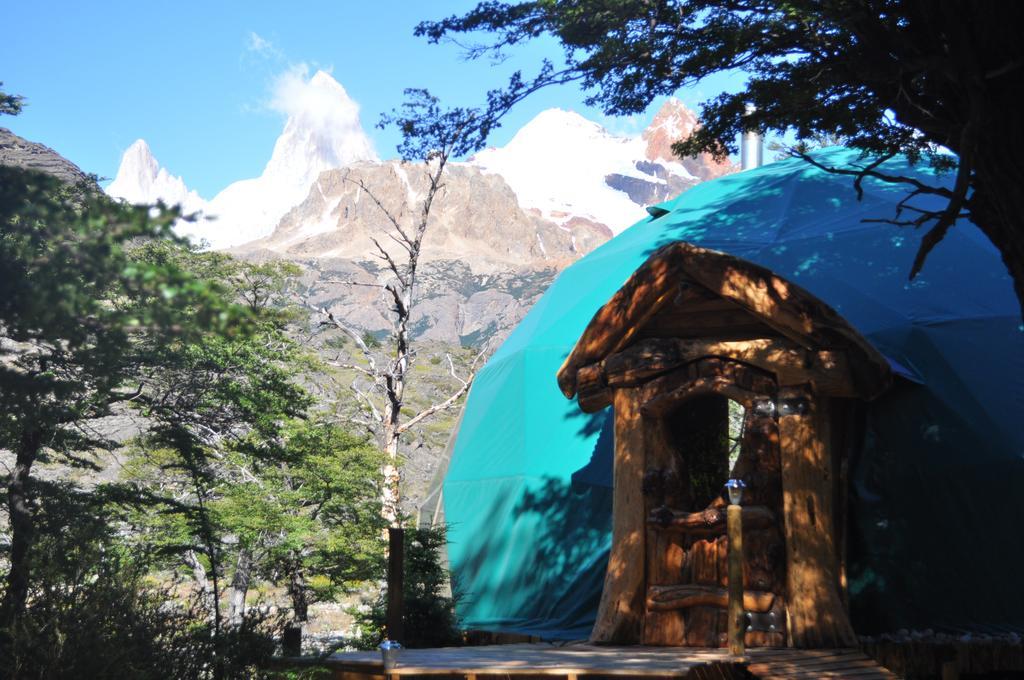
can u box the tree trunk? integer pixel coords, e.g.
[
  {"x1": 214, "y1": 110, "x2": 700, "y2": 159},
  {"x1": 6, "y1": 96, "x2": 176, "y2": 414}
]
[
  {"x1": 183, "y1": 549, "x2": 214, "y2": 613},
  {"x1": 0, "y1": 427, "x2": 43, "y2": 635},
  {"x1": 381, "y1": 411, "x2": 402, "y2": 527},
  {"x1": 380, "y1": 284, "x2": 413, "y2": 528},
  {"x1": 778, "y1": 390, "x2": 856, "y2": 648},
  {"x1": 968, "y1": 122, "x2": 1024, "y2": 322},
  {"x1": 283, "y1": 566, "x2": 309, "y2": 656},
  {"x1": 226, "y1": 548, "x2": 253, "y2": 627},
  {"x1": 590, "y1": 388, "x2": 646, "y2": 644}
]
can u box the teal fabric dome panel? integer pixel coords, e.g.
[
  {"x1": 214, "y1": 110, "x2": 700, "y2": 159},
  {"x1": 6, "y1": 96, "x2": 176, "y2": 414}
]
[{"x1": 444, "y1": 149, "x2": 1024, "y2": 638}]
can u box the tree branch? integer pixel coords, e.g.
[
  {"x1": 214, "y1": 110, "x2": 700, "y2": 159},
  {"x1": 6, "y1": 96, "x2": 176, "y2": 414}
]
[
  {"x1": 304, "y1": 302, "x2": 378, "y2": 375},
  {"x1": 397, "y1": 375, "x2": 473, "y2": 435}
]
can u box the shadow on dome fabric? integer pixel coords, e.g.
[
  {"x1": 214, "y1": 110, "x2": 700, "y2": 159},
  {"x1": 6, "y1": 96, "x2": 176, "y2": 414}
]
[{"x1": 441, "y1": 148, "x2": 1024, "y2": 639}]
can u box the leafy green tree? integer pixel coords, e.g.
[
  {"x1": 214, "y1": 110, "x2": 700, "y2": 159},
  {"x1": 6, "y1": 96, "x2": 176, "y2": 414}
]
[
  {"x1": 121, "y1": 247, "x2": 309, "y2": 665},
  {"x1": 0, "y1": 82, "x2": 22, "y2": 116},
  {"x1": 0, "y1": 164, "x2": 237, "y2": 641},
  {"x1": 419, "y1": 1, "x2": 1024, "y2": 317},
  {"x1": 122, "y1": 245, "x2": 386, "y2": 658},
  {"x1": 1, "y1": 479, "x2": 279, "y2": 680},
  {"x1": 229, "y1": 419, "x2": 386, "y2": 644}
]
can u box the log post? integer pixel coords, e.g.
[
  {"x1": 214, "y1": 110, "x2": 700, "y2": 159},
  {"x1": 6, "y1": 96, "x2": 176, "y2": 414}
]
[
  {"x1": 386, "y1": 527, "x2": 405, "y2": 644},
  {"x1": 727, "y1": 504, "x2": 745, "y2": 657},
  {"x1": 777, "y1": 387, "x2": 856, "y2": 647},
  {"x1": 590, "y1": 388, "x2": 646, "y2": 643}
]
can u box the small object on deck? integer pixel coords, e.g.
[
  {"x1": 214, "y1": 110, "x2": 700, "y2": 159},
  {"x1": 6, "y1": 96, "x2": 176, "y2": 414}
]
[{"x1": 378, "y1": 639, "x2": 402, "y2": 672}]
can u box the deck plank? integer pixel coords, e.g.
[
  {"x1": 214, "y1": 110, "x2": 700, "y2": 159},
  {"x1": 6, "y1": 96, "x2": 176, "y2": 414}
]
[{"x1": 323, "y1": 643, "x2": 895, "y2": 677}]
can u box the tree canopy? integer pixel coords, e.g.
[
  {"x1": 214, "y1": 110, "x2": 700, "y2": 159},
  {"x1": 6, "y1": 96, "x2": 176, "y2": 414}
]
[{"x1": 419, "y1": 0, "x2": 1024, "y2": 317}]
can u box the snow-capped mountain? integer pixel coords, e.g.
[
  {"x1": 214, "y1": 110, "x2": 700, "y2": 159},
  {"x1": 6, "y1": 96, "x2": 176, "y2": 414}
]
[
  {"x1": 107, "y1": 70, "x2": 377, "y2": 249},
  {"x1": 106, "y1": 140, "x2": 206, "y2": 215},
  {"x1": 202, "y1": 71, "x2": 378, "y2": 249},
  {"x1": 469, "y1": 99, "x2": 734, "y2": 235},
  {"x1": 106, "y1": 72, "x2": 733, "y2": 259}
]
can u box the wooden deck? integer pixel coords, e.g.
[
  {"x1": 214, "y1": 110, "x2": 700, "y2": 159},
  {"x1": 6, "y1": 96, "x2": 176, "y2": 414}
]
[{"x1": 324, "y1": 643, "x2": 897, "y2": 679}]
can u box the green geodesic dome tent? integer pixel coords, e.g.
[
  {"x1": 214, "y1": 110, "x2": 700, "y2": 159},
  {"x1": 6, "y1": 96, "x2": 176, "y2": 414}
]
[{"x1": 441, "y1": 148, "x2": 1024, "y2": 639}]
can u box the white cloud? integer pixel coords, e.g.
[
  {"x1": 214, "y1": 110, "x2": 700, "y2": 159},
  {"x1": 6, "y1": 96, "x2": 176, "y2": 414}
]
[
  {"x1": 268, "y1": 63, "x2": 369, "y2": 136},
  {"x1": 246, "y1": 31, "x2": 283, "y2": 59}
]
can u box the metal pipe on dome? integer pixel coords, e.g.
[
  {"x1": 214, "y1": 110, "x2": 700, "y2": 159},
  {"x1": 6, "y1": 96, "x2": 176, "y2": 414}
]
[{"x1": 740, "y1": 103, "x2": 763, "y2": 171}]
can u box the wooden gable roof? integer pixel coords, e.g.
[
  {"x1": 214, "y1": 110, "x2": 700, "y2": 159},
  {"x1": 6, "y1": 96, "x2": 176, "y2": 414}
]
[{"x1": 556, "y1": 242, "x2": 891, "y2": 406}]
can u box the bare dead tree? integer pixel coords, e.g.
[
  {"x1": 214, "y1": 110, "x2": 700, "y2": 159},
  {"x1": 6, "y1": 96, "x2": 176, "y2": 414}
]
[{"x1": 309, "y1": 91, "x2": 495, "y2": 526}]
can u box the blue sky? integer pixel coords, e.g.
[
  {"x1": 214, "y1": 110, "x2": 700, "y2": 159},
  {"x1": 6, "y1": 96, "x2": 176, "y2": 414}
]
[{"x1": 2, "y1": 1, "x2": 744, "y2": 197}]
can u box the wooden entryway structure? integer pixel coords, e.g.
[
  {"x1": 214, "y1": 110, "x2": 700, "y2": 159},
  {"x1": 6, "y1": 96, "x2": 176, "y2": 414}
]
[{"x1": 556, "y1": 242, "x2": 891, "y2": 649}]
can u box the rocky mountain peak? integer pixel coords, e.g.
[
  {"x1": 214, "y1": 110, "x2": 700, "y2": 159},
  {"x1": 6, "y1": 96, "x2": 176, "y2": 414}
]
[
  {"x1": 471, "y1": 108, "x2": 653, "y2": 233},
  {"x1": 471, "y1": 101, "x2": 737, "y2": 234},
  {"x1": 0, "y1": 127, "x2": 95, "y2": 187},
  {"x1": 510, "y1": 108, "x2": 609, "y2": 143},
  {"x1": 106, "y1": 139, "x2": 205, "y2": 214},
  {"x1": 196, "y1": 70, "x2": 378, "y2": 249},
  {"x1": 113, "y1": 139, "x2": 159, "y2": 181},
  {"x1": 641, "y1": 98, "x2": 736, "y2": 182},
  {"x1": 310, "y1": 69, "x2": 344, "y2": 89},
  {"x1": 643, "y1": 99, "x2": 700, "y2": 162},
  {"x1": 262, "y1": 70, "x2": 377, "y2": 186},
  {"x1": 238, "y1": 160, "x2": 610, "y2": 273}
]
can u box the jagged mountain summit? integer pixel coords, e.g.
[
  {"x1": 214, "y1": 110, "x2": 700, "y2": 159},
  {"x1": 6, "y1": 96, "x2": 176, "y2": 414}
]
[
  {"x1": 640, "y1": 98, "x2": 735, "y2": 182},
  {"x1": 106, "y1": 139, "x2": 206, "y2": 215},
  {"x1": 203, "y1": 71, "x2": 378, "y2": 249},
  {"x1": 242, "y1": 98, "x2": 733, "y2": 271},
  {"x1": 106, "y1": 70, "x2": 378, "y2": 249},
  {"x1": 103, "y1": 81, "x2": 735, "y2": 344}
]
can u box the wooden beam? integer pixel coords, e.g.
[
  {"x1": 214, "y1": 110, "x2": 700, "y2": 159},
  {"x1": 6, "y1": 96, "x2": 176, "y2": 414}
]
[
  {"x1": 589, "y1": 388, "x2": 646, "y2": 644},
  {"x1": 642, "y1": 418, "x2": 687, "y2": 646},
  {"x1": 647, "y1": 583, "x2": 776, "y2": 613},
  {"x1": 727, "y1": 504, "x2": 746, "y2": 657},
  {"x1": 641, "y1": 376, "x2": 761, "y2": 418},
  {"x1": 595, "y1": 337, "x2": 858, "y2": 397},
  {"x1": 640, "y1": 305, "x2": 768, "y2": 337},
  {"x1": 575, "y1": 362, "x2": 613, "y2": 412},
  {"x1": 777, "y1": 387, "x2": 856, "y2": 648},
  {"x1": 556, "y1": 258, "x2": 704, "y2": 398},
  {"x1": 647, "y1": 505, "x2": 775, "y2": 535}
]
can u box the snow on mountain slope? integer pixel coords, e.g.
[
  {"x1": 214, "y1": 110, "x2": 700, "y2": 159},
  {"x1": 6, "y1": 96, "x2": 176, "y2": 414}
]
[
  {"x1": 471, "y1": 109, "x2": 651, "y2": 232},
  {"x1": 470, "y1": 99, "x2": 735, "y2": 235},
  {"x1": 106, "y1": 140, "x2": 206, "y2": 215},
  {"x1": 201, "y1": 70, "x2": 378, "y2": 249}
]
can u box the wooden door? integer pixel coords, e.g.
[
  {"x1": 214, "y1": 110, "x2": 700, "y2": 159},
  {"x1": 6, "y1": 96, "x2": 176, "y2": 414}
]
[{"x1": 642, "y1": 390, "x2": 787, "y2": 647}]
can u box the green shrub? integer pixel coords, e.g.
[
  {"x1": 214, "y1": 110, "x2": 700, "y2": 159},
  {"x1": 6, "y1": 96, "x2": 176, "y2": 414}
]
[
  {"x1": 351, "y1": 525, "x2": 462, "y2": 649},
  {"x1": 0, "y1": 488, "x2": 282, "y2": 679}
]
